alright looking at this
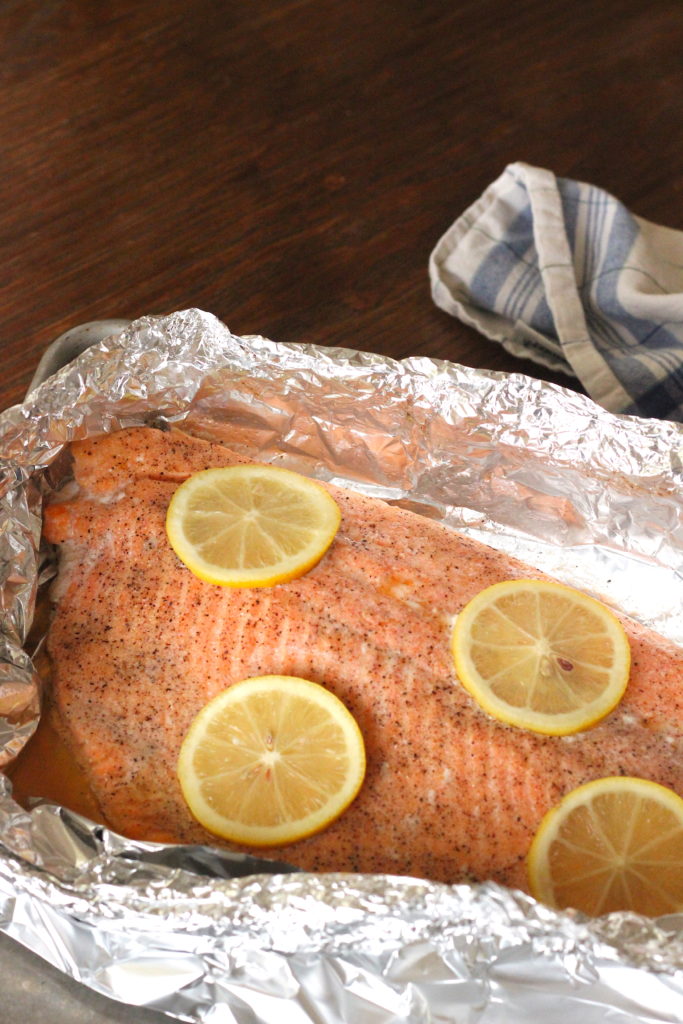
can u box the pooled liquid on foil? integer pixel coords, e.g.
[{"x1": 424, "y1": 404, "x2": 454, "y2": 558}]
[{"x1": 0, "y1": 308, "x2": 682, "y2": 1023}]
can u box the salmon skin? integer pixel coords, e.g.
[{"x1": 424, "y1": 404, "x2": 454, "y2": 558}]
[{"x1": 42, "y1": 426, "x2": 683, "y2": 890}]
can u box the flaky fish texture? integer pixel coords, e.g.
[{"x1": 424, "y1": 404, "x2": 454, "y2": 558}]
[{"x1": 42, "y1": 427, "x2": 683, "y2": 890}]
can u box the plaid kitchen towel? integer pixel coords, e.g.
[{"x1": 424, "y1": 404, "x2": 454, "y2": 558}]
[{"x1": 429, "y1": 162, "x2": 683, "y2": 421}]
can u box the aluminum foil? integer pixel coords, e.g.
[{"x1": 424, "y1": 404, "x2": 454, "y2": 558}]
[{"x1": 0, "y1": 307, "x2": 682, "y2": 1023}]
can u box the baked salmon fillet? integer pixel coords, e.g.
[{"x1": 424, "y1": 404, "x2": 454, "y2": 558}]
[{"x1": 42, "y1": 426, "x2": 683, "y2": 891}]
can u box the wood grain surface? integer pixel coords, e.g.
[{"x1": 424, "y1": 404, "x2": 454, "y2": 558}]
[{"x1": 1, "y1": 0, "x2": 683, "y2": 411}]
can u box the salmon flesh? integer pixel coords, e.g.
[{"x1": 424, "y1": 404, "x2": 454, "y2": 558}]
[{"x1": 42, "y1": 426, "x2": 683, "y2": 890}]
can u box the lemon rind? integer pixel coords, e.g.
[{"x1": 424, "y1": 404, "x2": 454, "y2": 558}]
[
  {"x1": 451, "y1": 579, "x2": 631, "y2": 737},
  {"x1": 177, "y1": 675, "x2": 366, "y2": 847},
  {"x1": 166, "y1": 465, "x2": 342, "y2": 588},
  {"x1": 527, "y1": 776, "x2": 683, "y2": 912}
]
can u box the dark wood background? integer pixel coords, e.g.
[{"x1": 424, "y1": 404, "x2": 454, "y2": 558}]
[{"x1": 2, "y1": 0, "x2": 683, "y2": 411}]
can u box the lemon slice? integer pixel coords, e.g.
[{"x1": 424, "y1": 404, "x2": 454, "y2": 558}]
[
  {"x1": 451, "y1": 579, "x2": 630, "y2": 735},
  {"x1": 166, "y1": 464, "x2": 341, "y2": 587},
  {"x1": 177, "y1": 675, "x2": 366, "y2": 846},
  {"x1": 528, "y1": 777, "x2": 683, "y2": 916}
]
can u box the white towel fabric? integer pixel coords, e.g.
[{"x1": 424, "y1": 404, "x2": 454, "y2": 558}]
[{"x1": 429, "y1": 162, "x2": 683, "y2": 421}]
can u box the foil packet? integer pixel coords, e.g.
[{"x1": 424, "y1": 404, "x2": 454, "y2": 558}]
[{"x1": 0, "y1": 308, "x2": 682, "y2": 1023}]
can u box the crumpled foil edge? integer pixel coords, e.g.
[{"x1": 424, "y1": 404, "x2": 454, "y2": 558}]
[{"x1": 0, "y1": 308, "x2": 681, "y2": 1022}]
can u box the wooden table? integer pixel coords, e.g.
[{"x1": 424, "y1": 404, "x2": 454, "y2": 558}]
[
  {"x1": 2, "y1": 0, "x2": 683, "y2": 413},
  {"x1": 1, "y1": 3, "x2": 683, "y2": 1021}
]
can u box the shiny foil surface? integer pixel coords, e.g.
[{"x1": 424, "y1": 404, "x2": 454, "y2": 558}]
[{"x1": 0, "y1": 308, "x2": 682, "y2": 1023}]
